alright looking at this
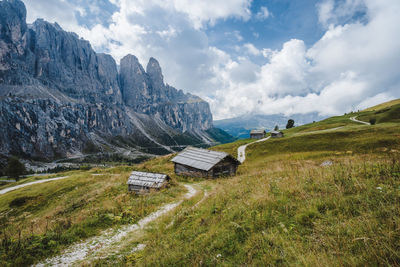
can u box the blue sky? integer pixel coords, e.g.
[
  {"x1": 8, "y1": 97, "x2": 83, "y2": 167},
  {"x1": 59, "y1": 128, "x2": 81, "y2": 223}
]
[
  {"x1": 23, "y1": 0, "x2": 400, "y2": 119},
  {"x1": 209, "y1": 0, "x2": 323, "y2": 52}
]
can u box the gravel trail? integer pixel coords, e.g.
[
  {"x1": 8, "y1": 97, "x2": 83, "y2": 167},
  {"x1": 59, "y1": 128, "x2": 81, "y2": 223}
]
[
  {"x1": 350, "y1": 116, "x2": 371, "y2": 125},
  {"x1": 36, "y1": 184, "x2": 198, "y2": 267},
  {"x1": 237, "y1": 137, "x2": 271, "y2": 163},
  {"x1": 0, "y1": 176, "x2": 69, "y2": 195}
]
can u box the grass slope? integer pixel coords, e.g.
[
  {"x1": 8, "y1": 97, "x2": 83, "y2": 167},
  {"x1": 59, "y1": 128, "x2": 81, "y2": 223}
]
[
  {"x1": 1, "y1": 103, "x2": 399, "y2": 266},
  {"x1": 357, "y1": 103, "x2": 400, "y2": 124},
  {"x1": 104, "y1": 110, "x2": 399, "y2": 266},
  {"x1": 363, "y1": 98, "x2": 400, "y2": 112},
  {"x1": 0, "y1": 163, "x2": 185, "y2": 266}
]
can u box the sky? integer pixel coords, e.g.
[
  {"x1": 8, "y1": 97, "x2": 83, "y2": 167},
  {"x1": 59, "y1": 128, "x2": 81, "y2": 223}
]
[{"x1": 23, "y1": 0, "x2": 400, "y2": 120}]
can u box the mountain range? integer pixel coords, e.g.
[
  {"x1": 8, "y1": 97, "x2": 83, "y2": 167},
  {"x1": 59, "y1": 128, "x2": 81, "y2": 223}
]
[
  {"x1": 214, "y1": 113, "x2": 326, "y2": 139},
  {"x1": 0, "y1": 0, "x2": 234, "y2": 164}
]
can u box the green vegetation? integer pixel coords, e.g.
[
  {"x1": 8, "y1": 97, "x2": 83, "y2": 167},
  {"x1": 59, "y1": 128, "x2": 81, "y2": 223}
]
[
  {"x1": 357, "y1": 103, "x2": 400, "y2": 124},
  {"x1": 205, "y1": 127, "x2": 237, "y2": 144},
  {"x1": 363, "y1": 98, "x2": 400, "y2": 112},
  {"x1": 1, "y1": 99, "x2": 399, "y2": 266},
  {"x1": 94, "y1": 102, "x2": 398, "y2": 266},
  {"x1": 0, "y1": 165, "x2": 185, "y2": 266},
  {"x1": 4, "y1": 157, "x2": 26, "y2": 180},
  {"x1": 128, "y1": 155, "x2": 399, "y2": 266},
  {"x1": 286, "y1": 119, "x2": 295, "y2": 129},
  {"x1": 369, "y1": 117, "x2": 376, "y2": 125}
]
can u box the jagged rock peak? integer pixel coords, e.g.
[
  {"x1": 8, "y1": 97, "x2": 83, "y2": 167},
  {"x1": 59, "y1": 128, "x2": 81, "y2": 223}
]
[
  {"x1": 120, "y1": 54, "x2": 149, "y2": 106},
  {"x1": 0, "y1": 0, "x2": 27, "y2": 46},
  {"x1": 146, "y1": 57, "x2": 164, "y2": 87},
  {"x1": 0, "y1": 0, "x2": 215, "y2": 161}
]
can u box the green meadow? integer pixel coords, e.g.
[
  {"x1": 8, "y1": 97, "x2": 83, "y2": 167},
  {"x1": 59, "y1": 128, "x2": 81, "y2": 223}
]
[{"x1": 1, "y1": 99, "x2": 399, "y2": 266}]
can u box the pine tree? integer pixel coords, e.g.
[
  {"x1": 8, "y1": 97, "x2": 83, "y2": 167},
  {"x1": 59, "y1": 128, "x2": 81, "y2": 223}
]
[
  {"x1": 286, "y1": 119, "x2": 295, "y2": 129},
  {"x1": 5, "y1": 157, "x2": 26, "y2": 180}
]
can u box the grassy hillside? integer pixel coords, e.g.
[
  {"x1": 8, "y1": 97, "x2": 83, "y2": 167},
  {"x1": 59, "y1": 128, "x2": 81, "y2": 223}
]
[
  {"x1": 0, "y1": 162, "x2": 186, "y2": 266},
  {"x1": 357, "y1": 103, "x2": 400, "y2": 124},
  {"x1": 100, "y1": 109, "x2": 399, "y2": 266},
  {"x1": 363, "y1": 98, "x2": 400, "y2": 111},
  {"x1": 1, "y1": 102, "x2": 399, "y2": 266}
]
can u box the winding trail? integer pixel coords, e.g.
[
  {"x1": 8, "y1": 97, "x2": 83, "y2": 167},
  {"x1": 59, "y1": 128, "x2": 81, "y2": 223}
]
[
  {"x1": 36, "y1": 184, "x2": 198, "y2": 267},
  {"x1": 237, "y1": 136, "x2": 271, "y2": 163},
  {"x1": 0, "y1": 176, "x2": 69, "y2": 195},
  {"x1": 350, "y1": 116, "x2": 370, "y2": 125}
]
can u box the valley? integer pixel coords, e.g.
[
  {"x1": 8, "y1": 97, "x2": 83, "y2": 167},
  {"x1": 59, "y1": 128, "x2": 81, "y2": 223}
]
[
  {"x1": 0, "y1": 0, "x2": 399, "y2": 266},
  {"x1": 0, "y1": 99, "x2": 398, "y2": 266}
]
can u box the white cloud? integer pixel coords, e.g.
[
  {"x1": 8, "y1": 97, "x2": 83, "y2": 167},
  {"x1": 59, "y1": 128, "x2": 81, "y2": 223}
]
[
  {"x1": 24, "y1": 0, "x2": 81, "y2": 31},
  {"x1": 243, "y1": 43, "x2": 261, "y2": 56},
  {"x1": 22, "y1": 0, "x2": 400, "y2": 120},
  {"x1": 210, "y1": 0, "x2": 400, "y2": 119},
  {"x1": 171, "y1": 0, "x2": 252, "y2": 28},
  {"x1": 317, "y1": 0, "x2": 367, "y2": 28},
  {"x1": 256, "y1": 6, "x2": 271, "y2": 20}
]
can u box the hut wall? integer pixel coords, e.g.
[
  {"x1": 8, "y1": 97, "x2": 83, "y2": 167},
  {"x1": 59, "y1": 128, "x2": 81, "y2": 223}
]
[
  {"x1": 211, "y1": 158, "x2": 238, "y2": 177},
  {"x1": 251, "y1": 133, "x2": 264, "y2": 139},
  {"x1": 174, "y1": 163, "x2": 211, "y2": 177},
  {"x1": 271, "y1": 132, "x2": 283, "y2": 138},
  {"x1": 128, "y1": 185, "x2": 150, "y2": 194}
]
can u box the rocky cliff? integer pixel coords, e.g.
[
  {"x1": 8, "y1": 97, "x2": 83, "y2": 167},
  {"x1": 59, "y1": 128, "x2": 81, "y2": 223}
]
[{"x1": 0, "y1": 0, "x2": 217, "y2": 161}]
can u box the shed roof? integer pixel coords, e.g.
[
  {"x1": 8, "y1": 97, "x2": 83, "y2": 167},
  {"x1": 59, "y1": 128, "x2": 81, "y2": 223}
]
[
  {"x1": 127, "y1": 171, "x2": 169, "y2": 188},
  {"x1": 250, "y1": 129, "x2": 266, "y2": 135},
  {"x1": 171, "y1": 146, "x2": 239, "y2": 171},
  {"x1": 270, "y1": 131, "x2": 283, "y2": 134}
]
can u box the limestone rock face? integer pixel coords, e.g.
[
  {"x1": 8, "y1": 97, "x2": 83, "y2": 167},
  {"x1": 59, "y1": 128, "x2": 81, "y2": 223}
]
[
  {"x1": 0, "y1": 0, "x2": 215, "y2": 160},
  {"x1": 120, "y1": 56, "x2": 213, "y2": 132},
  {"x1": 120, "y1": 54, "x2": 151, "y2": 105}
]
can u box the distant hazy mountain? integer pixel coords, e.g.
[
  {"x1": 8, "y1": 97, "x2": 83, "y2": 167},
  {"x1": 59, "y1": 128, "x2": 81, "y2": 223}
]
[
  {"x1": 214, "y1": 113, "x2": 326, "y2": 139},
  {"x1": 0, "y1": 0, "x2": 231, "y2": 161}
]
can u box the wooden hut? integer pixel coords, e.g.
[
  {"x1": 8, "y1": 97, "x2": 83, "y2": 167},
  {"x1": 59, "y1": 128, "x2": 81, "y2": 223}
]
[
  {"x1": 270, "y1": 130, "x2": 284, "y2": 138},
  {"x1": 171, "y1": 147, "x2": 240, "y2": 178},
  {"x1": 250, "y1": 129, "x2": 266, "y2": 139},
  {"x1": 127, "y1": 171, "x2": 170, "y2": 194}
]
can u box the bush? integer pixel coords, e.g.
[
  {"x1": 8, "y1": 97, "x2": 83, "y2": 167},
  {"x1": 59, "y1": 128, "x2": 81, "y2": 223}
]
[
  {"x1": 369, "y1": 117, "x2": 376, "y2": 125},
  {"x1": 5, "y1": 156, "x2": 26, "y2": 180}
]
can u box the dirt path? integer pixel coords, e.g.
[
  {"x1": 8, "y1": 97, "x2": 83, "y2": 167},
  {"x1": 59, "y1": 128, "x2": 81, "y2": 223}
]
[
  {"x1": 36, "y1": 184, "x2": 198, "y2": 267},
  {"x1": 350, "y1": 116, "x2": 370, "y2": 125},
  {"x1": 237, "y1": 136, "x2": 271, "y2": 163},
  {"x1": 0, "y1": 176, "x2": 69, "y2": 195}
]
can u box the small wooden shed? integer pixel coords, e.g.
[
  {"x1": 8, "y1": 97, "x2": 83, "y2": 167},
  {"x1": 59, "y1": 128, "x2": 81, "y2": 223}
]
[
  {"x1": 171, "y1": 146, "x2": 240, "y2": 178},
  {"x1": 270, "y1": 130, "x2": 284, "y2": 138},
  {"x1": 127, "y1": 171, "x2": 170, "y2": 194},
  {"x1": 250, "y1": 129, "x2": 266, "y2": 139}
]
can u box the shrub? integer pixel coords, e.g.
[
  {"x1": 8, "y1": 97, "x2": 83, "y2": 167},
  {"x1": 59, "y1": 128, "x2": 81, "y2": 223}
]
[
  {"x1": 369, "y1": 117, "x2": 376, "y2": 125},
  {"x1": 5, "y1": 156, "x2": 26, "y2": 180},
  {"x1": 286, "y1": 119, "x2": 295, "y2": 129}
]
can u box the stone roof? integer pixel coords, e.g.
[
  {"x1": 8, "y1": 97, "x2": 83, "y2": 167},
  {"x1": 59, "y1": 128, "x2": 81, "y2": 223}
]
[
  {"x1": 127, "y1": 171, "x2": 169, "y2": 188},
  {"x1": 250, "y1": 129, "x2": 266, "y2": 135},
  {"x1": 171, "y1": 146, "x2": 239, "y2": 171}
]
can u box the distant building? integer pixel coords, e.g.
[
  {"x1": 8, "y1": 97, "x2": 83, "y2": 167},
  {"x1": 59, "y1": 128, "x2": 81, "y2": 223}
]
[
  {"x1": 171, "y1": 146, "x2": 240, "y2": 178},
  {"x1": 127, "y1": 171, "x2": 170, "y2": 194},
  {"x1": 270, "y1": 131, "x2": 284, "y2": 138},
  {"x1": 250, "y1": 129, "x2": 266, "y2": 139}
]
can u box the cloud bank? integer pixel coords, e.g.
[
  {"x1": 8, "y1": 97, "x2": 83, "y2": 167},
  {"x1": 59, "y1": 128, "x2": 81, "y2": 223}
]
[{"x1": 23, "y1": 0, "x2": 400, "y2": 119}]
